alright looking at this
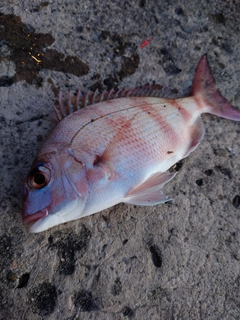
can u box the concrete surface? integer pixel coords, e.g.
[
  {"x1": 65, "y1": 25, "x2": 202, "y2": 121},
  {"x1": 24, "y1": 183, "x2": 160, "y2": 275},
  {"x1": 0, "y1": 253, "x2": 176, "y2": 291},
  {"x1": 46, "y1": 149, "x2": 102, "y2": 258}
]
[{"x1": 1, "y1": 1, "x2": 240, "y2": 319}]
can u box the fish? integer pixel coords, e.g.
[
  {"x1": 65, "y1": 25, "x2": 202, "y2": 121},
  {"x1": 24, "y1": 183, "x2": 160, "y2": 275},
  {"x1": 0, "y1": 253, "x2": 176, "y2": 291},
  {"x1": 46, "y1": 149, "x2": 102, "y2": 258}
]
[{"x1": 22, "y1": 55, "x2": 240, "y2": 233}]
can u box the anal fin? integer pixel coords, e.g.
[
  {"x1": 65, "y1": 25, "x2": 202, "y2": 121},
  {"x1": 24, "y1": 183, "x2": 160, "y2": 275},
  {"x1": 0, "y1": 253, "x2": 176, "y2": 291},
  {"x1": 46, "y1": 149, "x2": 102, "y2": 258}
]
[{"x1": 124, "y1": 171, "x2": 176, "y2": 206}]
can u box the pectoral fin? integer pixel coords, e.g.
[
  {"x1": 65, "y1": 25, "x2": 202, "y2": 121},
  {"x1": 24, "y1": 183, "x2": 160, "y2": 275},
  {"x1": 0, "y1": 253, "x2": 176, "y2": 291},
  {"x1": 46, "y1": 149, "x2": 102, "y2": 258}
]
[{"x1": 124, "y1": 171, "x2": 176, "y2": 206}]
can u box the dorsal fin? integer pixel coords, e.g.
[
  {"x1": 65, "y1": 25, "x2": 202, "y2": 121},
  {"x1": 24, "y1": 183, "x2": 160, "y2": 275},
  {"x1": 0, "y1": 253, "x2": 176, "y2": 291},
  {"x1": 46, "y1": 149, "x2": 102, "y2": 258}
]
[{"x1": 53, "y1": 85, "x2": 178, "y2": 122}]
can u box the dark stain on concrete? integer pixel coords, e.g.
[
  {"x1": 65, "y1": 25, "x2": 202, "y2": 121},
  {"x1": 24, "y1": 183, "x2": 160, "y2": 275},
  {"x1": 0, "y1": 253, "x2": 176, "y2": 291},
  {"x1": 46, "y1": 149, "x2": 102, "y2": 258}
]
[
  {"x1": 100, "y1": 31, "x2": 140, "y2": 89},
  {"x1": 232, "y1": 195, "x2": 240, "y2": 208},
  {"x1": 215, "y1": 165, "x2": 232, "y2": 179},
  {"x1": 48, "y1": 225, "x2": 91, "y2": 275},
  {"x1": 149, "y1": 244, "x2": 162, "y2": 268},
  {"x1": 147, "y1": 286, "x2": 170, "y2": 302},
  {"x1": 30, "y1": 1, "x2": 50, "y2": 12},
  {"x1": 73, "y1": 289, "x2": 99, "y2": 312},
  {"x1": 111, "y1": 277, "x2": 122, "y2": 296},
  {"x1": 119, "y1": 54, "x2": 140, "y2": 79},
  {"x1": 17, "y1": 272, "x2": 30, "y2": 288},
  {"x1": 196, "y1": 178, "x2": 203, "y2": 186},
  {"x1": 122, "y1": 306, "x2": 135, "y2": 318},
  {"x1": 204, "y1": 169, "x2": 213, "y2": 176},
  {"x1": 159, "y1": 48, "x2": 182, "y2": 75},
  {"x1": 29, "y1": 282, "x2": 57, "y2": 316},
  {"x1": 210, "y1": 13, "x2": 226, "y2": 24},
  {"x1": 0, "y1": 13, "x2": 89, "y2": 87}
]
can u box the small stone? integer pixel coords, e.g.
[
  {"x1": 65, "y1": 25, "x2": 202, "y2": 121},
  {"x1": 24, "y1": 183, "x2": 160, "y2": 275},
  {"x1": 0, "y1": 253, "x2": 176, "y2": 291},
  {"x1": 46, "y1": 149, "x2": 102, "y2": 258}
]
[
  {"x1": 214, "y1": 149, "x2": 229, "y2": 157},
  {"x1": 7, "y1": 270, "x2": 17, "y2": 282}
]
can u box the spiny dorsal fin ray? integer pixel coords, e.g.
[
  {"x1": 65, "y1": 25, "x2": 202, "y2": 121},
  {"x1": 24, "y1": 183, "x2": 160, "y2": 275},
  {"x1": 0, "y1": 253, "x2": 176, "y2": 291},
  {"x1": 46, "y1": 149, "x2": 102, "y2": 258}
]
[{"x1": 53, "y1": 85, "x2": 178, "y2": 122}]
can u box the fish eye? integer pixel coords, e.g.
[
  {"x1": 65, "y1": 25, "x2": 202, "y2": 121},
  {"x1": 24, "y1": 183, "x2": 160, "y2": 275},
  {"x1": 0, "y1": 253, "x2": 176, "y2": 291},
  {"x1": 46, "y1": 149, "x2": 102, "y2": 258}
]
[
  {"x1": 34, "y1": 173, "x2": 46, "y2": 185},
  {"x1": 27, "y1": 165, "x2": 51, "y2": 189}
]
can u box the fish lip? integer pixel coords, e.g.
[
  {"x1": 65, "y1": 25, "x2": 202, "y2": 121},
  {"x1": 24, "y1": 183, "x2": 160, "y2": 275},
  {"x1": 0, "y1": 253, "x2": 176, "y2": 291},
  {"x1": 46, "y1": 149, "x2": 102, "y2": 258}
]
[{"x1": 23, "y1": 208, "x2": 48, "y2": 224}]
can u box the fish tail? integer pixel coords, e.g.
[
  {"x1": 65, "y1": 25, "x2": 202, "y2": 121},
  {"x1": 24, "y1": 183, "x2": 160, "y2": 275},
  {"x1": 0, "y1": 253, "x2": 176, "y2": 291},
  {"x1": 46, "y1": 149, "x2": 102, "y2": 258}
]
[{"x1": 191, "y1": 55, "x2": 240, "y2": 121}]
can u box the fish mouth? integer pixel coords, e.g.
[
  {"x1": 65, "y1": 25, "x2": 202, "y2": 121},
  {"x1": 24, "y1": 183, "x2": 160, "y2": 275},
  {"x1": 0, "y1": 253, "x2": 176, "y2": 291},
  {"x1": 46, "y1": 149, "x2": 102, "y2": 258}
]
[
  {"x1": 26, "y1": 198, "x2": 86, "y2": 233},
  {"x1": 23, "y1": 208, "x2": 48, "y2": 224}
]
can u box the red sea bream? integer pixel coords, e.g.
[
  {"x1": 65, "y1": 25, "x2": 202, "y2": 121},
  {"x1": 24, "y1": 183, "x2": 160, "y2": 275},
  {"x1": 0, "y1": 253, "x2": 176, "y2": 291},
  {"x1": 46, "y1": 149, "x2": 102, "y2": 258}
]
[{"x1": 22, "y1": 55, "x2": 240, "y2": 233}]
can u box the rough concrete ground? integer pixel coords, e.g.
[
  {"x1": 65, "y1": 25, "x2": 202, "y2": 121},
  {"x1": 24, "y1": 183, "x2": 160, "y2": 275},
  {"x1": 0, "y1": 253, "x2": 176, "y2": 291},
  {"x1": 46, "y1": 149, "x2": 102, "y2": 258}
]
[{"x1": 1, "y1": 1, "x2": 240, "y2": 319}]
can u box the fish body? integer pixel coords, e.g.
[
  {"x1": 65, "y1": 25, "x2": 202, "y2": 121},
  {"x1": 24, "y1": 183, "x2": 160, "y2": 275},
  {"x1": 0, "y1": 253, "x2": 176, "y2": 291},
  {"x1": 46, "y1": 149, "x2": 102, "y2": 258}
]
[{"x1": 22, "y1": 55, "x2": 240, "y2": 232}]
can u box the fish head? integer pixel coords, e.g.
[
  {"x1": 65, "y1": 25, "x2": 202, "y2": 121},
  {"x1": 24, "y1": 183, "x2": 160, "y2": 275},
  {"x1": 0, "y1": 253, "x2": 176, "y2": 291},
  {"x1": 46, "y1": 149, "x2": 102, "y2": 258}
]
[{"x1": 22, "y1": 149, "x2": 89, "y2": 233}]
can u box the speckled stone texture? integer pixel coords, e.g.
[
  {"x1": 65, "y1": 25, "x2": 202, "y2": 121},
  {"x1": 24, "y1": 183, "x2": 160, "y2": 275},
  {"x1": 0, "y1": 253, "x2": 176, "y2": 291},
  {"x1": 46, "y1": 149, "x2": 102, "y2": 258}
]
[{"x1": 1, "y1": 1, "x2": 240, "y2": 319}]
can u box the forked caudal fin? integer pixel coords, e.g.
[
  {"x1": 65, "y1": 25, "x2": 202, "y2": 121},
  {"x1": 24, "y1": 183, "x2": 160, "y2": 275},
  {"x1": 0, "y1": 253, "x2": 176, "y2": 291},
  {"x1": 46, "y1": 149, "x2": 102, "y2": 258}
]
[{"x1": 191, "y1": 54, "x2": 240, "y2": 121}]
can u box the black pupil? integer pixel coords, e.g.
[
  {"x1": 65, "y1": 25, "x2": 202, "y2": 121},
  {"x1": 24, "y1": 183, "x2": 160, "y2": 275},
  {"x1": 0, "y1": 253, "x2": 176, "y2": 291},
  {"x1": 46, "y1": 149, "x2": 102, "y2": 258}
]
[{"x1": 34, "y1": 173, "x2": 45, "y2": 185}]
